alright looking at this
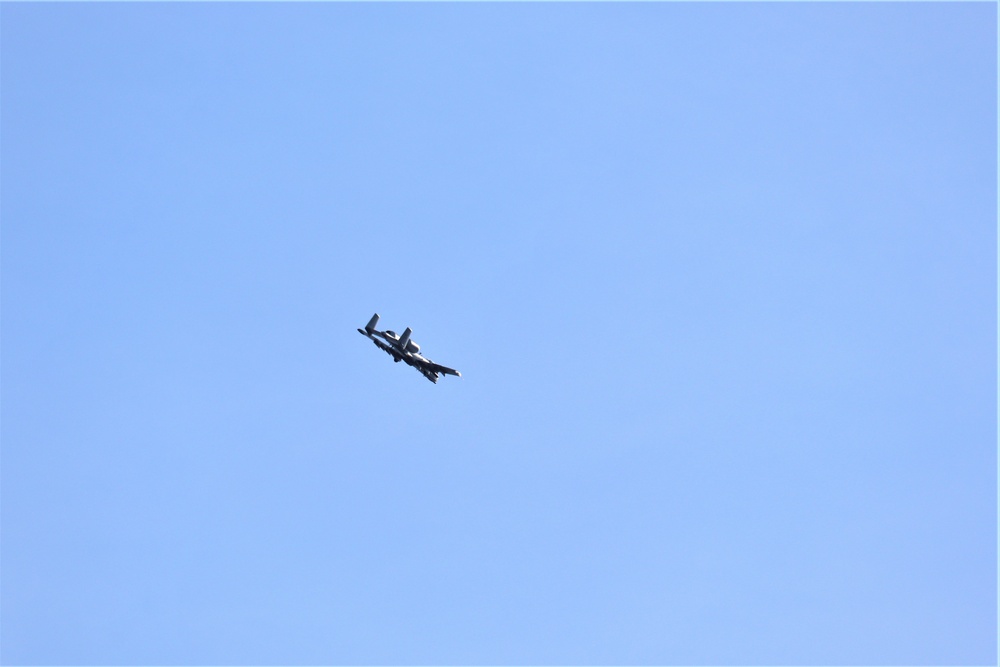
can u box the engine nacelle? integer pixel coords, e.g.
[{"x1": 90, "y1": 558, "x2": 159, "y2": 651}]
[{"x1": 405, "y1": 340, "x2": 420, "y2": 354}]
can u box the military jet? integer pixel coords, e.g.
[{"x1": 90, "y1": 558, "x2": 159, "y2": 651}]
[{"x1": 358, "y1": 313, "x2": 461, "y2": 383}]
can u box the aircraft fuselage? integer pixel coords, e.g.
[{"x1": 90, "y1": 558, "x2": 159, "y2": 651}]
[{"x1": 358, "y1": 313, "x2": 461, "y2": 383}]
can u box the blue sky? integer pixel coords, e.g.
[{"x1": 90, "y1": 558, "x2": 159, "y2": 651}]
[{"x1": 1, "y1": 3, "x2": 996, "y2": 665}]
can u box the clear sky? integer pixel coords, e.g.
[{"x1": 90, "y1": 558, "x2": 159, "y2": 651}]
[{"x1": 1, "y1": 3, "x2": 996, "y2": 665}]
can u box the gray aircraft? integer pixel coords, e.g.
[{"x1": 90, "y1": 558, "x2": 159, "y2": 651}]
[{"x1": 358, "y1": 313, "x2": 461, "y2": 383}]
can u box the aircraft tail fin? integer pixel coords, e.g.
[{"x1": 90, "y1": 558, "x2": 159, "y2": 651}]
[
  {"x1": 365, "y1": 313, "x2": 380, "y2": 334},
  {"x1": 398, "y1": 327, "x2": 412, "y2": 350}
]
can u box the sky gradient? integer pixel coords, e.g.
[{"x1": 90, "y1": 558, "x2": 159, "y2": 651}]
[{"x1": 2, "y1": 3, "x2": 997, "y2": 665}]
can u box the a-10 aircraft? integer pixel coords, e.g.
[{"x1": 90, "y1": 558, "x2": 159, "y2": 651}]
[{"x1": 358, "y1": 313, "x2": 461, "y2": 384}]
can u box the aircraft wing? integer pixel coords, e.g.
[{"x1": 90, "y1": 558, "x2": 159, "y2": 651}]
[
  {"x1": 418, "y1": 366, "x2": 440, "y2": 383},
  {"x1": 423, "y1": 360, "x2": 461, "y2": 378},
  {"x1": 363, "y1": 331, "x2": 402, "y2": 362}
]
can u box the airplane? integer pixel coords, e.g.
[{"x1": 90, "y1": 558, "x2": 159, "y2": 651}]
[{"x1": 358, "y1": 313, "x2": 461, "y2": 384}]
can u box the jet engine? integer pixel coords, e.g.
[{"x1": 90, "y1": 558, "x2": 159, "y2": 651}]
[{"x1": 405, "y1": 340, "x2": 420, "y2": 354}]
